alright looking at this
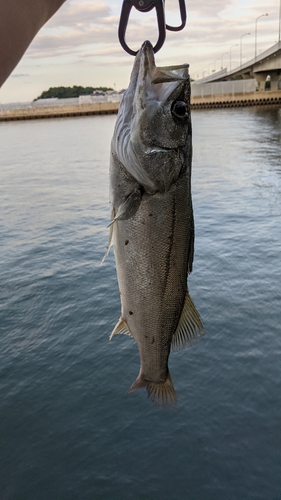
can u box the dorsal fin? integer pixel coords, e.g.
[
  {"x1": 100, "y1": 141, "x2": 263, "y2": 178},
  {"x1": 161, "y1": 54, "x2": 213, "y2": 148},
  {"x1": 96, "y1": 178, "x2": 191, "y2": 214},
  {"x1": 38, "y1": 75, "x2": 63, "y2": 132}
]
[
  {"x1": 172, "y1": 292, "x2": 204, "y2": 352},
  {"x1": 109, "y1": 317, "x2": 132, "y2": 340}
]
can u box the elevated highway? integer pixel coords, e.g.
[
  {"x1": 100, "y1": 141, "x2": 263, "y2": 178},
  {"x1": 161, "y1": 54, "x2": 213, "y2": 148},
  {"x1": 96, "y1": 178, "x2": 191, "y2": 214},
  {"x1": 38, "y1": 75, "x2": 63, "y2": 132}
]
[{"x1": 197, "y1": 41, "x2": 281, "y2": 92}]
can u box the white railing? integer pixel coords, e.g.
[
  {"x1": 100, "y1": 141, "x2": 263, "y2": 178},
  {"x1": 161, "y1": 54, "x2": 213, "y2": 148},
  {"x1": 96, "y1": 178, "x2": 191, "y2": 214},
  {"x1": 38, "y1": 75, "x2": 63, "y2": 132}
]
[
  {"x1": 0, "y1": 94, "x2": 123, "y2": 112},
  {"x1": 191, "y1": 79, "x2": 256, "y2": 97}
]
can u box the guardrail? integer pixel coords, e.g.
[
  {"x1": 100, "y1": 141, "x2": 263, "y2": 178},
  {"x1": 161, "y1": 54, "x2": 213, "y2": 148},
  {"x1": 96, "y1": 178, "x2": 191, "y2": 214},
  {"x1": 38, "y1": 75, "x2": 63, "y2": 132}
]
[{"x1": 191, "y1": 79, "x2": 256, "y2": 97}]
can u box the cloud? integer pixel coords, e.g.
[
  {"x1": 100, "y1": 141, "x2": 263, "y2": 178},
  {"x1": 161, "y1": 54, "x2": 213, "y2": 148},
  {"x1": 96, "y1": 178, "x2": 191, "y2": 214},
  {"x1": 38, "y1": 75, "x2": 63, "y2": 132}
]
[
  {"x1": 30, "y1": 26, "x2": 118, "y2": 53},
  {"x1": 44, "y1": 1, "x2": 112, "y2": 29},
  {"x1": 163, "y1": 0, "x2": 236, "y2": 17},
  {"x1": 11, "y1": 73, "x2": 29, "y2": 78}
]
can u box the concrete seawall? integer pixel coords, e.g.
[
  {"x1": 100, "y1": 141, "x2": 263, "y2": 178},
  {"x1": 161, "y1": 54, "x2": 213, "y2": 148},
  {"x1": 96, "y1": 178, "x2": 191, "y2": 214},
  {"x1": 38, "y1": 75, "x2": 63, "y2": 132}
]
[
  {"x1": 191, "y1": 90, "x2": 281, "y2": 109},
  {"x1": 1, "y1": 91, "x2": 281, "y2": 122},
  {"x1": 0, "y1": 101, "x2": 119, "y2": 122}
]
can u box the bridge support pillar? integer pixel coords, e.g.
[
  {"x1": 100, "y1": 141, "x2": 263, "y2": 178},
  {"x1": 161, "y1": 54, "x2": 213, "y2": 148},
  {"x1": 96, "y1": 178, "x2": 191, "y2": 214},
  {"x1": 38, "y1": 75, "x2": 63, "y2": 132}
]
[
  {"x1": 254, "y1": 71, "x2": 281, "y2": 92},
  {"x1": 269, "y1": 71, "x2": 281, "y2": 91},
  {"x1": 254, "y1": 73, "x2": 267, "y2": 91}
]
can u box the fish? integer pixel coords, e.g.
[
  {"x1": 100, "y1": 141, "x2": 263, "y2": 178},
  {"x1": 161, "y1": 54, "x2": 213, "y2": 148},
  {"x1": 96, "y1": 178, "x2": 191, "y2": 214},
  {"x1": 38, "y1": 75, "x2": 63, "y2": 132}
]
[{"x1": 107, "y1": 40, "x2": 204, "y2": 406}]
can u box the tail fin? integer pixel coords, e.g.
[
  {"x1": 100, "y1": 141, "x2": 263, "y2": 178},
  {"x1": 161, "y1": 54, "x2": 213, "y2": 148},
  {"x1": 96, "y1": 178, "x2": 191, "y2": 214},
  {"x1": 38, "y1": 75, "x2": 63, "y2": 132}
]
[{"x1": 128, "y1": 371, "x2": 177, "y2": 407}]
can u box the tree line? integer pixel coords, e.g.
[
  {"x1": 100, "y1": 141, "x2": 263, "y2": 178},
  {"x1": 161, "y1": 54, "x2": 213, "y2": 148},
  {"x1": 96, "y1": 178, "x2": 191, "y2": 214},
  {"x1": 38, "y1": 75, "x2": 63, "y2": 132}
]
[{"x1": 35, "y1": 85, "x2": 114, "y2": 100}]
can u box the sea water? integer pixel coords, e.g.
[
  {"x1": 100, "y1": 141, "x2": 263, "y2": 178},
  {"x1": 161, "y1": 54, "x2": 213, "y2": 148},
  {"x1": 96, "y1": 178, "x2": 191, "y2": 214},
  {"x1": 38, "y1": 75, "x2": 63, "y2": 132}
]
[{"x1": 0, "y1": 108, "x2": 281, "y2": 499}]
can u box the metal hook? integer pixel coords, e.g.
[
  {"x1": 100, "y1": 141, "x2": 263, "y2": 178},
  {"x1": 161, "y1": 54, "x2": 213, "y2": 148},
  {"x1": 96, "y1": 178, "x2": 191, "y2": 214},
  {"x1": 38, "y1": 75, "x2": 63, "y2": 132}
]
[
  {"x1": 118, "y1": 0, "x2": 166, "y2": 56},
  {"x1": 166, "y1": 0, "x2": 186, "y2": 32}
]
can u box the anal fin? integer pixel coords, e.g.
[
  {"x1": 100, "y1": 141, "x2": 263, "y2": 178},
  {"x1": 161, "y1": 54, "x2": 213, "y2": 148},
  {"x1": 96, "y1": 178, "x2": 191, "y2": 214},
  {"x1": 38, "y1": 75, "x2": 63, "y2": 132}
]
[
  {"x1": 109, "y1": 317, "x2": 132, "y2": 340},
  {"x1": 172, "y1": 292, "x2": 204, "y2": 352}
]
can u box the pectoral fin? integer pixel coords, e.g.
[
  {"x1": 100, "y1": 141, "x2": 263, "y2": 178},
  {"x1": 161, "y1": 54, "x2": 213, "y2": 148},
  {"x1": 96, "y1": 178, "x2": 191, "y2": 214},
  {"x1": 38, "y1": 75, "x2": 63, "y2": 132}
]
[
  {"x1": 107, "y1": 188, "x2": 142, "y2": 227},
  {"x1": 101, "y1": 208, "x2": 115, "y2": 264},
  {"x1": 172, "y1": 292, "x2": 204, "y2": 352}
]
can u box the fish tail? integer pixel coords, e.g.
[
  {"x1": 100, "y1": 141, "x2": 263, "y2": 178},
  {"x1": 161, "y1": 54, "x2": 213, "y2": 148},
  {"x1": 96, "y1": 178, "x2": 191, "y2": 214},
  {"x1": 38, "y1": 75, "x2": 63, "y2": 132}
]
[{"x1": 128, "y1": 371, "x2": 177, "y2": 407}]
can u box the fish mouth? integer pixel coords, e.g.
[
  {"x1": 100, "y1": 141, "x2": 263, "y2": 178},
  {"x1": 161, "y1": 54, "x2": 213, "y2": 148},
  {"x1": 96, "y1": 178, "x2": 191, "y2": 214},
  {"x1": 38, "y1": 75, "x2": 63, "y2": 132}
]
[
  {"x1": 138, "y1": 40, "x2": 189, "y2": 83},
  {"x1": 137, "y1": 40, "x2": 189, "y2": 84},
  {"x1": 131, "y1": 40, "x2": 189, "y2": 103}
]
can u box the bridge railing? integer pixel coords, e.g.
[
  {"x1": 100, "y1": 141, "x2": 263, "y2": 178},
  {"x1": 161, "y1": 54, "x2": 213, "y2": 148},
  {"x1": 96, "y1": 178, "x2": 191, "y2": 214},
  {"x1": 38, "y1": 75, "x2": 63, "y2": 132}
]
[{"x1": 191, "y1": 79, "x2": 256, "y2": 97}]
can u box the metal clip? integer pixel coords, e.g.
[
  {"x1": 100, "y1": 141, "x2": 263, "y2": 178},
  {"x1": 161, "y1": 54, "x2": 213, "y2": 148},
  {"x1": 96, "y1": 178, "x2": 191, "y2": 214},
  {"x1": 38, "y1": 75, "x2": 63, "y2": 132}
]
[
  {"x1": 118, "y1": 0, "x2": 186, "y2": 56},
  {"x1": 166, "y1": 0, "x2": 186, "y2": 32}
]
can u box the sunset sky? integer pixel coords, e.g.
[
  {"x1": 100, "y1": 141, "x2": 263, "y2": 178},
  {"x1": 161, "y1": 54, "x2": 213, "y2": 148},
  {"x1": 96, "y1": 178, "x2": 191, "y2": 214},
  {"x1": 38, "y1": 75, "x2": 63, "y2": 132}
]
[{"x1": 1, "y1": 0, "x2": 280, "y2": 103}]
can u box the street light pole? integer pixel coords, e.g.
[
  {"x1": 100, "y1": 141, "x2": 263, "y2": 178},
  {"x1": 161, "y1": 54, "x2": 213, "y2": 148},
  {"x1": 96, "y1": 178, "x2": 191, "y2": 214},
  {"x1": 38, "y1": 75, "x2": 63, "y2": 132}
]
[
  {"x1": 278, "y1": 0, "x2": 281, "y2": 42},
  {"x1": 214, "y1": 58, "x2": 220, "y2": 72},
  {"x1": 255, "y1": 13, "x2": 268, "y2": 60},
  {"x1": 229, "y1": 44, "x2": 238, "y2": 71},
  {"x1": 221, "y1": 52, "x2": 228, "y2": 69},
  {"x1": 240, "y1": 32, "x2": 251, "y2": 66}
]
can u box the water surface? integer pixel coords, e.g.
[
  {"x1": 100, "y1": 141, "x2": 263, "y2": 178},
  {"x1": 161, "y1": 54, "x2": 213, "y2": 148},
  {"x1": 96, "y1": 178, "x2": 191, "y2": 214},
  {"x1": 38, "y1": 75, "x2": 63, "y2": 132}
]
[{"x1": 1, "y1": 108, "x2": 281, "y2": 499}]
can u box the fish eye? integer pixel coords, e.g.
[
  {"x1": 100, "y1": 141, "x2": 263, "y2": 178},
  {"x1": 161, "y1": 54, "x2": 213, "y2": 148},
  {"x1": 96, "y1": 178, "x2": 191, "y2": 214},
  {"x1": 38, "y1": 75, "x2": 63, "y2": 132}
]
[{"x1": 171, "y1": 100, "x2": 189, "y2": 122}]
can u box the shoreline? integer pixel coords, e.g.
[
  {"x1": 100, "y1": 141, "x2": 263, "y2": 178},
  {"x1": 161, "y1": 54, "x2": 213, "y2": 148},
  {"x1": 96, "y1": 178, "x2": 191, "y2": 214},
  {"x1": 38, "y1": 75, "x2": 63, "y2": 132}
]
[{"x1": 0, "y1": 91, "x2": 281, "y2": 121}]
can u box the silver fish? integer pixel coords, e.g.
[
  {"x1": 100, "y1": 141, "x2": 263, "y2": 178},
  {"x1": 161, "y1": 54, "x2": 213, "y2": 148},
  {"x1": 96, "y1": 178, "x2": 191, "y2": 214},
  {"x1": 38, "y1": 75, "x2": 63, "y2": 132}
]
[{"x1": 107, "y1": 40, "x2": 204, "y2": 406}]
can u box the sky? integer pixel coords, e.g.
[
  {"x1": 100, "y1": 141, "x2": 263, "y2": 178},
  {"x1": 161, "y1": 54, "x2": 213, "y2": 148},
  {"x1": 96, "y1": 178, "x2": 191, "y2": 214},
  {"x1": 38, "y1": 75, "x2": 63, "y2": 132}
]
[{"x1": 0, "y1": 0, "x2": 280, "y2": 103}]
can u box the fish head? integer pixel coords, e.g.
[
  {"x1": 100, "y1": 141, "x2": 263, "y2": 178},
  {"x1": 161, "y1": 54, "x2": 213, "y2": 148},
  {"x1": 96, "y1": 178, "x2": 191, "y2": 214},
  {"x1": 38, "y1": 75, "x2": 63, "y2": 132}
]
[{"x1": 113, "y1": 40, "x2": 191, "y2": 194}]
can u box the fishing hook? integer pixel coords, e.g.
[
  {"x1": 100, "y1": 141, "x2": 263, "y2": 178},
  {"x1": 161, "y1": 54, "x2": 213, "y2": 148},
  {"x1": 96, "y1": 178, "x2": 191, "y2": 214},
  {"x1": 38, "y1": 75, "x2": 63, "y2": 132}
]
[{"x1": 118, "y1": 0, "x2": 186, "y2": 56}]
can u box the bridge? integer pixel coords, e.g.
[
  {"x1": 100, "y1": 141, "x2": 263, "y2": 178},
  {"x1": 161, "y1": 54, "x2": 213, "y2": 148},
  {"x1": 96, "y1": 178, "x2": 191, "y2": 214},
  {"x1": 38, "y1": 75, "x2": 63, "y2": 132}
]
[{"x1": 196, "y1": 41, "x2": 281, "y2": 92}]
